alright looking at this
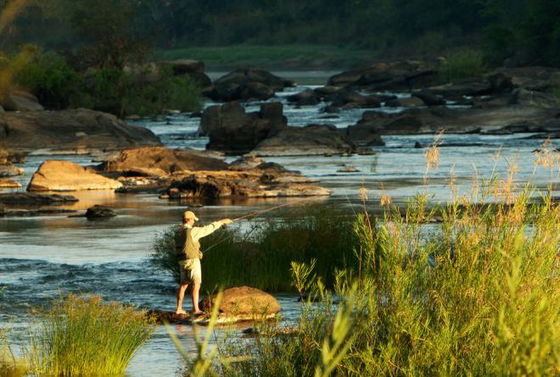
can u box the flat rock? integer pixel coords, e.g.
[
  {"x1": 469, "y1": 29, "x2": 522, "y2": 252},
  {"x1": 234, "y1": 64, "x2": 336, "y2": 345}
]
[
  {"x1": 162, "y1": 169, "x2": 330, "y2": 199},
  {"x1": 0, "y1": 108, "x2": 161, "y2": 152},
  {"x1": 0, "y1": 192, "x2": 78, "y2": 206},
  {"x1": 28, "y1": 160, "x2": 122, "y2": 191},
  {"x1": 0, "y1": 179, "x2": 21, "y2": 189},
  {"x1": 100, "y1": 146, "x2": 228, "y2": 177},
  {"x1": 250, "y1": 124, "x2": 356, "y2": 156}
]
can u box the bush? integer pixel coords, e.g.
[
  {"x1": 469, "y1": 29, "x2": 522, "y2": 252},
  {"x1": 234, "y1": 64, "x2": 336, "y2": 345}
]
[
  {"x1": 151, "y1": 205, "x2": 358, "y2": 292},
  {"x1": 213, "y1": 189, "x2": 560, "y2": 376},
  {"x1": 439, "y1": 49, "x2": 487, "y2": 82},
  {"x1": 81, "y1": 66, "x2": 201, "y2": 117},
  {"x1": 28, "y1": 295, "x2": 155, "y2": 377},
  {"x1": 14, "y1": 48, "x2": 81, "y2": 109}
]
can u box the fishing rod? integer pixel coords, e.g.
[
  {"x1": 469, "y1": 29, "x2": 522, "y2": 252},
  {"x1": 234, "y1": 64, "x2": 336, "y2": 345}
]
[{"x1": 203, "y1": 198, "x2": 317, "y2": 253}]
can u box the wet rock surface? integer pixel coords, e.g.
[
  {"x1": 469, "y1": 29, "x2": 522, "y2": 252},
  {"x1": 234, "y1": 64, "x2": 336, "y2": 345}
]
[
  {"x1": 0, "y1": 192, "x2": 78, "y2": 206},
  {"x1": 100, "y1": 146, "x2": 228, "y2": 177},
  {"x1": 85, "y1": 205, "x2": 117, "y2": 219},
  {"x1": 201, "y1": 286, "x2": 281, "y2": 319},
  {"x1": 0, "y1": 108, "x2": 161, "y2": 152},
  {"x1": 28, "y1": 160, "x2": 123, "y2": 192}
]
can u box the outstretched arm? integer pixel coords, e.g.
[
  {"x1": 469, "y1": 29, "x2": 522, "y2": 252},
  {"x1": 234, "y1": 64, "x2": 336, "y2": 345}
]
[{"x1": 191, "y1": 218, "x2": 232, "y2": 241}]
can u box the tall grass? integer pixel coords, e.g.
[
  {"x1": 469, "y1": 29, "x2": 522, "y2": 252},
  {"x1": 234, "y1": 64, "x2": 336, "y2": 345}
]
[
  {"x1": 28, "y1": 295, "x2": 155, "y2": 377},
  {"x1": 0, "y1": 328, "x2": 27, "y2": 377},
  {"x1": 151, "y1": 205, "x2": 358, "y2": 292},
  {"x1": 196, "y1": 187, "x2": 560, "y2": 376},
  {"x1": 439, "y1": 49, "x2": 487, "y2": 83}
]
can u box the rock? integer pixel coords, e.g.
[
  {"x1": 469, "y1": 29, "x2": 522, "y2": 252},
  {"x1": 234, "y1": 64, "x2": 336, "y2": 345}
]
[
  {"x1": 412, "y1": 90, "x2": 445, "y2": 106},
  {"x1": 287, "y1": 89, "x2": 320, "y2": 106},
  {"x1": 0, "y1": 109, "x2": 161, "y2": 152},
  {"x1": 0, "y1": 90, "x2": 44, "y2": 111},
  {"x1": 0, "y1": 149, "x2": 25, "y2": 164},
  {"x1": 494, "y1": 66, "x2": 560, "y2": 91},
  {"x1": 510, "y1": 88, "x2": 560, "y2": 109},
  {"x1": 0, "y1": 192, "x2": 78, "y2": 206},
  {"x1": 162, "y1": 168, "x2": 330, "y2": 199},
  {"x1": 228, "y1": 156, "x2": 265, "y2": 170},
  {"x1": 328, "y1": 89, "x2": 381, "y2": 109},
  {"x1": 0, "y1": 179, "x2": 21, "y2": 189},
  {"x1": 200, "y1": 286, "x2": 281, "y2": 322},
  {"x1": 250, "y1": 124, "x2": 356, "y2": 156},
  {"x1": 200, "y1": 102, "x2": 288, "y2": 154},
  {"x1": 158, "y1": 59, "x2": 205, "y2": 75},
  {"x1": 100, "y1": 146, "x2": 228, "y2": 177},
  {"x1": 328, "y1": 60, "x2": 439, "y2": 91},
  {"x1": 353, "y1": 105, "x2": 560, "y2": 135},
  {"x1": 346, "y1": 122, "x2": 386, "y2": 147},
  {"x1": 313, "y1": 85, "x2": 341, "y2": 98},
  {"x1": 0, "y1": 165, "x2": 24, "y2": 177},
  {"x1": 85, "y1": 205, "x2": 117, "y2": 219},
  {"x1": 28, "y1": 160, "x2": 123, "y2": 191},
  {"x1": 414, "y1": 141, "x2": 423, "y2": 148},
  {"x1": 398, "y1": 97, "x2": 425, "y2": 107},
  {"x1": 206, "y1": 68, "x2": 295, "y2": 101},
  {"x1": 337, "y1": 165, "x2": 360, "y2": 173}
]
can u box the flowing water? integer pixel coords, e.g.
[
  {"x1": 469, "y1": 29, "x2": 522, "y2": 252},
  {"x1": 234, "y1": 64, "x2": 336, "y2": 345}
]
[{"x1": 1, "y1": 71, "x2": 559, "y2": 376}]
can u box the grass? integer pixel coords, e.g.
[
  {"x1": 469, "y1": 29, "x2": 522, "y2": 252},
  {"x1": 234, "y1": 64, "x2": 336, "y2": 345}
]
[
  {"x1": 151, "y1": 205, "x2": 358, "y2": 292},
  {"x1": 0, "y1": 329, "x2": 27, "y2": 377},
  {"x1": 153, "y1": 44, "x2": 375, "y2": 71},
  {"x1": 28, "y1": 295, "x2": 155, "y2": 377},
  {"x1": 439, "y1": 49, "x2": 488, "y2": 83}
]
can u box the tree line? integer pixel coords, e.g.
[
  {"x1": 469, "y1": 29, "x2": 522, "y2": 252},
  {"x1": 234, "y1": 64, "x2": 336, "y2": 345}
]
[{"x1": 1, "y1": 0, "x2": 560, "y2": 68}]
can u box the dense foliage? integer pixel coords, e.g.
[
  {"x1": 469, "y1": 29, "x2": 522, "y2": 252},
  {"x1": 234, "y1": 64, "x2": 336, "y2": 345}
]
[{"x1": 2, "y1": 0, "x2": 560, "y2": 66}]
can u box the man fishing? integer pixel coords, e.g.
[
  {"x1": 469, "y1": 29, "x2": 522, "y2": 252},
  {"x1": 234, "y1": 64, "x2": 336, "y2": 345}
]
[{"x1": 175, "y1": 210, "x2": 232, "y2": 316}]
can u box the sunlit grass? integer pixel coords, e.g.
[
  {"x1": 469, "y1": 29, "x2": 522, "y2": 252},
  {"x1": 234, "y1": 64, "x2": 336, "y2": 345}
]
[{"x1": 28, "y1": 295, "x2": 155, "y2": 377}]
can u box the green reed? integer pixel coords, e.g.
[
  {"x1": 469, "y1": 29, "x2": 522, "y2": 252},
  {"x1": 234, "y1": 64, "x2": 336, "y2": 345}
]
[
  {"x1": 28, "y1": 295, "x2": 155, "y2": 377},
  {"x1": 0, "y1": 328, "x2": 26, "y2": 377},
  {"x1": 178, "y1": 187, "x2": 560, "y2": 376},
  {"x1": 151, "y1": 205, "x2": 358, "y2": 292}
]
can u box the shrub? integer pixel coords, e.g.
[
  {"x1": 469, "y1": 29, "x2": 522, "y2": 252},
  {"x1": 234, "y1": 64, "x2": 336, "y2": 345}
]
[
  {"x1": 151, "y1": 205, "x2": 358, "y2": 292},
  {"x1": 14, "y1": 48, "x2": 81, "y2": 109},
  {"x1": 439, "y1": 49, "x2": 487, "y2": 82},
  {"x1": 28, "y1": 295, "x2": 155, "y2": 377},
  {"x1": 213, "y1": 188, "x2": 560, "y2": 376}
]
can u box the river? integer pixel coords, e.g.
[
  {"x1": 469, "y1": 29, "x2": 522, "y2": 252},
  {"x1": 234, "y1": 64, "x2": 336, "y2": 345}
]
[{"x1": 1, "y1": 71, "x2": 559, "y2": 376}]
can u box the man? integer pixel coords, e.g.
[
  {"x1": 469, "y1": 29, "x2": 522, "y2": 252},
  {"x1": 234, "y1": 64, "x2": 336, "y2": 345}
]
[{"x1": 175, "y1": 210, "x2": 232, "y2": 316}]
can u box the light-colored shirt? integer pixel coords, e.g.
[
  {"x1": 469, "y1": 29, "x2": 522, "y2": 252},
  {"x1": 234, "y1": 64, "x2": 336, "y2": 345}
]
[{"x1": 184, "y1": 221, "x2": 224, "y2": 242}]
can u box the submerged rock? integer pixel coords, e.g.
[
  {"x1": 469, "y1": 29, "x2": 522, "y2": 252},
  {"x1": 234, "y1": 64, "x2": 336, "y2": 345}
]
[
  {"x1": 0, "y1": 192, "x2": 78, "y2": 206},
  {"x1": 85, "y1": 205, "x2": 117, "y2": 219},
  {"x1": 28, "y1": 160, "x2": 123, "y2": 192}
]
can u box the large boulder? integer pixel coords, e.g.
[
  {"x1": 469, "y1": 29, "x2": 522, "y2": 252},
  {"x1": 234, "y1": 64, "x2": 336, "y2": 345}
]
[
  {"x1": 100, "y1": 146, "x2": 228, "y2": 177},
  {"x1": 328, "y1": 60, "x2": 439, "y2": 91},
  {"x1": 287, "y1": 89, "x2": 320, "y2": 106},
  {"x1": 250, "y1": 124, "x2": 356, "y2": 156},
  {"x1": 0, "y1": 90, "x2": 44, "y2": 112},
  {"x1": 28, "y1": 160, "x2": 123, "y2": 191},
  {"x1": 85, "y1": 205, "x2": 117, "y2": 219},
  {"x1": 200, "y1": 286, "x2": 281, "y2": 322},
  {"x1": 200, "y1": 102, "x2": 287, "y2": 154},
  {"x1": 206, "y1": 68, "x2": 295, "y2": 101},
  {"x1": 0, "y1": 109, "x2": 161, "y2": 152}
]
